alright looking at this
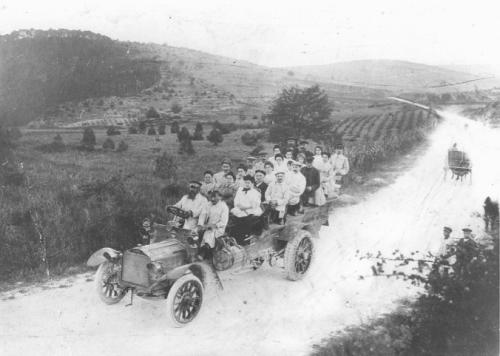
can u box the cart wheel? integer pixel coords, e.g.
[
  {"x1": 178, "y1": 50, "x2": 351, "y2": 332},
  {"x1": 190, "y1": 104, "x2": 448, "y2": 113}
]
[{"x1": 166, "y1": 274, "x2": 204, "y2": 327}]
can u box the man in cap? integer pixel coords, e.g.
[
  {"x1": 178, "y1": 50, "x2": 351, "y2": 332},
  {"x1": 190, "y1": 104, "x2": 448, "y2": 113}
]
[
  {"x1": 246, "y1": 156, "x2": 257, "y2": 176},
  {"x1": 268, "y1": 145, "x2": 282, "y2": 167},
  {"x1": 454, "y1": 227, "x2": 478, "y2": 276},
  {"x1": 213, "y1": 159, "x2": 232, "y2": 187},
  {"x1": 301, "y1": 155, "x2": 321, "y2": 206},
  {"x1": 172, "y1": 180, "x2": 208, "y2": 230},
  {"x1": 286, "y1": 160, "x2": 306, "y2": 215},
  {"x1": 197, "y1": 190, "x2": 229, "y2": 260},
  {"x1": 438, "y1": 226, "x2": 455, "y2": 257},
  {"x1": 265, "y1": 170, "x2": 290, "y2": 224},
  {"x1": 330, "y1": 143, "x2": 350, "y2": 185}
]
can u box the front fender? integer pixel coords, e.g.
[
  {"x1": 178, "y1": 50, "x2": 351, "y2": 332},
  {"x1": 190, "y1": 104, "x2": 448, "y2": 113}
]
[
  {"x1": 87, "y1": 247, "x2": 121, "y2": 267},
  {"x1": 165, "y1": 262, "x2": 223, "y2": 290}
]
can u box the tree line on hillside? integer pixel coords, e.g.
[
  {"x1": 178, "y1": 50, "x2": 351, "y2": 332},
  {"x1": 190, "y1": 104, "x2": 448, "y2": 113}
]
[{"x1": 0, "y1": 29, "x2": 161, "y2": 126}]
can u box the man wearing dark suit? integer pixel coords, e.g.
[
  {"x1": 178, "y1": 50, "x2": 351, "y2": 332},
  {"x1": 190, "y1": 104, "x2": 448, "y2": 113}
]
[{"x1": 254, "y1": 169, "x2": 268, "y2": 202}]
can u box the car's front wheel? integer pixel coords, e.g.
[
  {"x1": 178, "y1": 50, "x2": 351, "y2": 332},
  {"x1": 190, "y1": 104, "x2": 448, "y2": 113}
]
[
  {"x1": 165, "y1": 274, "x2": 204, "y2": 327},
  {"x1": 95, "y1": 261, "x2": 127, "y2": 305}
]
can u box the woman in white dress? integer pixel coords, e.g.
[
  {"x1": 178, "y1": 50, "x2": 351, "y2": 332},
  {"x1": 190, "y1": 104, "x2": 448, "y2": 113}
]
[{"x1": 315, "y1": 152, "x2": 335, "y2": 197}]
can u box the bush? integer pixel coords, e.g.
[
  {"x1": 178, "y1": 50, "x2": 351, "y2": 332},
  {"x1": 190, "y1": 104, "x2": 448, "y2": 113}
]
[
  {"x1": 192, "y1": 122, "x2": 204, "y2": 140},
  {"x1": 170, "y1": 121, "x2": 179, "y2": 134},
  {"x1": 116, "y1": 140, "x2": 128, "y2": 152},
  {"x1": 147, "y1": 127, "x2": 157, "y2": 136},
  {"x1": 38, "y1": 134, "x2": 66, "y2": 153},
  {"x1": 154, "y1": 152, "x2": 177, "y2": 180},
  {"x1": 207, "y1": 128, "x2": 223, "y2": 146},
  {"x1": 128, "y1": 126, "x2": 138, "y2": 134},
  {"x1": 171, "y1": 102, "x2": 182, "y2": 114},
  {"x1": 106, "y1": 126, "x2": 121, "y2": 136},
  {"x1": 177, "y1": 127, "x2": 191, "y2": 142},
  {"x1": 81, "y1": 127, "x2": 96, "y2": 149},
  {"x1": 158, "y1": 123, "x2": 166, "y2": 135},
  {"x1": 213, "y1": 120, "x2": 235, "y2": 134},
  {"x1": 146, "y1": 106, "x2": 160, "y2": 119},
  {"x1": 241, "y1": 131, "x2": 259, "y2": 146},
  {"x1": 102, "y1": 137, "x2": 115, "y2": 150},
  {"x1": 138, "y1": 121, "x2": 147, "y2": 134}
]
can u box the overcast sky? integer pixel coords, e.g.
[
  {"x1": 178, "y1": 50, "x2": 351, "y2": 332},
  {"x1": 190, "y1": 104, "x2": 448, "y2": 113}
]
[{"x1": 1, "y1": 0, "x2": 499, "y2": 73}]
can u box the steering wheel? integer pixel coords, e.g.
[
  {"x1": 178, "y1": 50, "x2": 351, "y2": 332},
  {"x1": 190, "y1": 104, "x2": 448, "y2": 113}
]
[{"x1": 167, "y1": 206, "x2": 191, "y2": 219}]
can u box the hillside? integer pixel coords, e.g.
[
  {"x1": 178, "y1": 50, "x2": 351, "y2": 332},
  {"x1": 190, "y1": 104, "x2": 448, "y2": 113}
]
[
  {"x1": 288, "y1": 59, "x2": 499, "y2": 92},
  {"x1": 0, "y1": 29, "x2": 389, "y2": 127},
  {"x1": 0, "y1": 29, "x2": 161, "y2": 126}
]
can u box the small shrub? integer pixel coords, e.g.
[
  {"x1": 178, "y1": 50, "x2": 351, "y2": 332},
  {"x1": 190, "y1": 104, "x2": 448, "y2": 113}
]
[
  {"x1": 81, "y1": 127, "x2": 96, "y2": 149},
  {"x1": 147, "y1": 127, "x2": 157, "y2": 136},
  {"x1": 250, "y1": 144, "x2": 265, "y2": 156},
  {"x1": 138, "y1": 121, "x2": 147, "y2": 134},
  {"x1": 106, "y1": 126, "x2": 121, "y2": 136},
  {"x1": 241, "y1": 132, "x2": 259, "y2": 146},
  {"x1": 38, "y1": 134, "x2": 66, "y2": 153},
  {"x1": 116, "y1": 140, "x2": 128, "y2": 152},
  {"x1": 192, "y1": 122, "x2": 204, "y2": 140},
  {"x1": 146, "y1": 107, "x2": 160, "y2": 119},
  {"x1": 207, "y1": 128, "x2": 223, "y2": 146},
  {"x1": 158, "y1": 123, "x2": 166, "y2": 135},
  {"x1": 177, "y1": 127, "x2": 191, "y2": 142},
  {"x1": 128, "y1": 126, "x2": 138, "y2": 134},
  {"x1": 102, "y1": 137, "x2": 115, "y2": 150},
  {"x1": 171, "y1": 103, "x2": 182, "y2": 114},
  {"x1": 154, "y1": 152, "x2": 177, "y2": 180},
  {"x1": 170, "y1": 121, "x2": 179, "y2": 134}
]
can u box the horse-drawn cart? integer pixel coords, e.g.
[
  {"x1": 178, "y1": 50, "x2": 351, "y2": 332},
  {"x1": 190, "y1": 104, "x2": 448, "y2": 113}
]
[{"x1": 444, "y1": 149, "x2": 471, "y2": 182}]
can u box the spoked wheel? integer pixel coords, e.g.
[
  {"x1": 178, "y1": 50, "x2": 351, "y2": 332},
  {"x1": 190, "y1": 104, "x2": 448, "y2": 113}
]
[
  {"x1": 284, "y1": 230, "x2": 314, "y2": 281},
  {"x1": 95, "y1": 261, "x2": 126, "y2": 305},
  {"x1": 166, "y1": 274, "x2": 204, "y2": 327}
]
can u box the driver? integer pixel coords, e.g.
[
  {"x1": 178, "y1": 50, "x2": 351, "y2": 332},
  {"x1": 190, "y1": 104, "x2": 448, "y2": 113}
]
[{"x1": 172, "y1": 180, "x2": 208, "y2": 230}]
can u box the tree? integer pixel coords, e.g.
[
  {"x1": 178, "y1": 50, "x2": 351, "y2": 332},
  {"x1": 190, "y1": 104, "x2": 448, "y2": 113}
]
[
  {"x1": 154, "y1": 152, "x2": 177, "y2": 181},
  {"x1": 268, "y1": 85, "x2": 333, "y2": 143},
  {"x1": 176, "y1": 127, "x2": 195, "y2": 155},
  {"x1": 116, "y1": 140, "x2": 128, "y2": 152},
  {"x1": 138, "y1": 120, "x2": 147, "y2": 134},
  {"x1": 146, "y1": 106, "x2": 160, "y2": 119},
  {"x1": 207, "y1": 128, "x2": 223, "y2": 146},
  {"x1": 102, "y1": 137, "x2": 115, "y2": 150},
  {"x1": 158, "y1": 123, "x2": 166, "y2": 135},
  {"x1": 192, "y1": 122, "x2": 203, "y2": 140},
  {"x1": 147, "y1": 127, "x2": 157, "y2": 135},
  {"x1": 106, "y1": 126, "x2": 121, "y2": 136},
  {"x1": 170, "y1": 121, "x2": 179, "y2": 134},
  {"x1": 81, "y1": 127, "x2": 96, "y2": 149},
  {"x1": 241, "y1": 131, "x2": 258, "y2": 146},
  {"x1": 171, "y1": 103, "x2": 182, "y2": 114}
]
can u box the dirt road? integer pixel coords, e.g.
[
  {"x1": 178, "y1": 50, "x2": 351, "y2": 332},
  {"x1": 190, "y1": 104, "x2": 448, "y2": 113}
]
[{"x1": 1, "y1": 108, "x2": 498, "y2": 356}]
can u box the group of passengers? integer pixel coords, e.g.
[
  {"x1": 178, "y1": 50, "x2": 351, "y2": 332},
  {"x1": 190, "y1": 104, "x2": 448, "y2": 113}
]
[{"x1": 172, "y1": 140, "x2": 350, "y2": 258}]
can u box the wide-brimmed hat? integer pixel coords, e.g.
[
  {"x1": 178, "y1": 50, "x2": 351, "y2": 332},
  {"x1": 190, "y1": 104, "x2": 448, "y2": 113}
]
[{"x1": 443, "y1": 226, "x2": 452, "y2": 233}]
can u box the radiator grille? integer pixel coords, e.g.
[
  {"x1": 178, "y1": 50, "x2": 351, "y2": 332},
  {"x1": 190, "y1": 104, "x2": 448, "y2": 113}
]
[{"x1": 121, "y1": 251, "x2": 150, "y2": 287}]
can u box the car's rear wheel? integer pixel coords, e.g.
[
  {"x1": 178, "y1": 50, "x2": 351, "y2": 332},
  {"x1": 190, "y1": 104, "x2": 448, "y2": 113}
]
[
  {"x1": 166, "y1": 274, "x2": 204, "y2": 327},
  {"x1": 284, "y1": 230, "x2": 314, "y2": 281},
  {"x1": 95, "y1": 261, "x2": 126, "y2": 305}
]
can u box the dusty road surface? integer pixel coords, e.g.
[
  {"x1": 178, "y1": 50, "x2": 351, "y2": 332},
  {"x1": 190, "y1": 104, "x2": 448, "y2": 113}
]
[{"x1": 1, "y1": 109, "x2": 499, "y2": 356}]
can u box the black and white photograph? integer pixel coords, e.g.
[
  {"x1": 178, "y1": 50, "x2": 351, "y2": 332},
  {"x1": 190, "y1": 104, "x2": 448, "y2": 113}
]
[{"x1": 0, "y1": 1, "x2": 499, "y2": 355}]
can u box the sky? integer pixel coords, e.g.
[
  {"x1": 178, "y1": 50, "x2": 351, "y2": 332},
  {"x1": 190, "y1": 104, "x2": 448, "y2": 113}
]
[{"x1": 0, "y1": 0, "x2": 499, "y2": 74}]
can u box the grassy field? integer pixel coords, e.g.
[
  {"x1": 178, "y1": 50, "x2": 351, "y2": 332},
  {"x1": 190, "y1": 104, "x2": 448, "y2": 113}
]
[{"x1": 0, "y1": 102, "x2": 438, "y2": 282}]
